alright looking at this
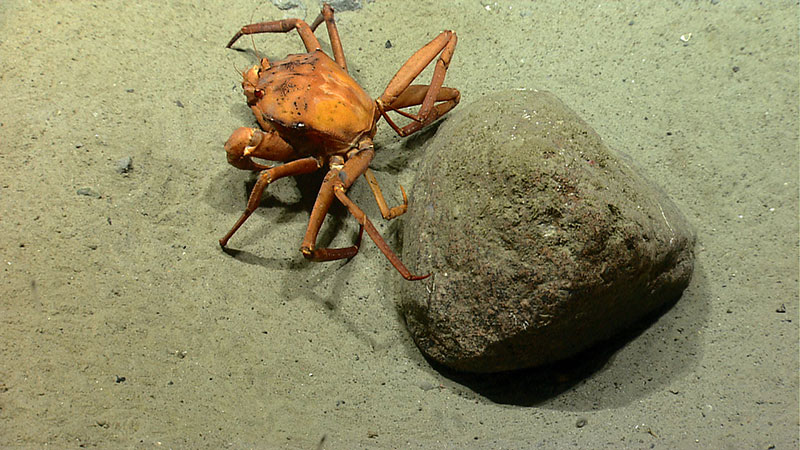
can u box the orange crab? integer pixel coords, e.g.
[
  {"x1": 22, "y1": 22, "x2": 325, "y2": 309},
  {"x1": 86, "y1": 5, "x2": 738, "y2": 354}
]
[{"x1": 220, "y1": 3, "x2": 459, "y2": 280}]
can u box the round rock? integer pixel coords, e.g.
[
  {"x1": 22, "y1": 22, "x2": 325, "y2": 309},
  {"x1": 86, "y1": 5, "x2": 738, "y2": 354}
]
[{"x1": 400, "y1": 89, "x2": 696, "y2": 373}]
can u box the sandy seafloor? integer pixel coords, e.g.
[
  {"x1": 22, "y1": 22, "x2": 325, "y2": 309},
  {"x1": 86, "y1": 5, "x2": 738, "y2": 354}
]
[{"x1": 1, "y1": 0, "x2": 798, "y2": 448}]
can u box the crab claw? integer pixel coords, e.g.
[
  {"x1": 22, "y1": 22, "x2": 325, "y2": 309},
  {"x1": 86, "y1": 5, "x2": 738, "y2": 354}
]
[
  {"x1": 225, "y1": 127, "x2": 267, "y2": 171},
  {"x1": 224, "y1": 126, "x2": 296, "y2": 171}
]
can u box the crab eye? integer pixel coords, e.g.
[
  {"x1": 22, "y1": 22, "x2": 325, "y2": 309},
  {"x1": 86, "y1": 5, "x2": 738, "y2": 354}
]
[{"x1": 254, "y1": 89, "x2": 264, "y2": 99}]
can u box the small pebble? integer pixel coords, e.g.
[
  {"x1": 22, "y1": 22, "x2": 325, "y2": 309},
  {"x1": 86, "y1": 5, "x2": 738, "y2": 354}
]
[
  {"x1": 418, "y1": 382, "x2": 437, "y2": 391},
  {"x1": 327, "y1": 0, "x2": 363, "y2": 11},
  {"x1": 116, "y1": 156, "x2": 133, "y2": 174},
  {"x1": 576, "y1": 417, "x2": 587, "y2": 428},
  {"x1": 271, "y1": 0, "x2": 302, "y2": 10},
  {"x1": 77, "y1": 187, "x2": 101, "y2": 198}
]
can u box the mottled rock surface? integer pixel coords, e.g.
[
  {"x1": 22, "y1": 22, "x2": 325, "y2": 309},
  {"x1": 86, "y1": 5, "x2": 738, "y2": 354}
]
[{"x1": 400, "y1": 89, "x2": 696, "y2": 373}]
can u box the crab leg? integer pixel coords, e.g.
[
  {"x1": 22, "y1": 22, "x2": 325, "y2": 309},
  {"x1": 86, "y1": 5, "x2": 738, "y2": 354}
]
[
  {"x1": 364, "y1": 169, "x2": 408, "y2": 220},
  {"x1": 310, "y1": 3, "x2": 347, "y2": 71},
  {"x1": 380, "y1": 84, "x2": 461, "y2": 137},
  {"x1": 377, "y1": 31, "x2": 458, "y2": 136},
  {"x1": 301, "y1": 147, "x2": 428, "y2": 280},
  {"x1": 226, "y1": 18, "x2": 321, "y2": 52},
  {"x1": 299, "y1": 164, "x2": 365, "y2": 262},
  {"x1": 388, "y1": 84, "x2": 460, "y2": 109},
  {"x1": 219, "y1": 156, "x2": 322, "y2": 248},
  {"x1": 299, "y1": 148, "x2": 370, "y2": 263},
  {"x1": 333, "y1": 178, "x2": 430, "y2": 281}
]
